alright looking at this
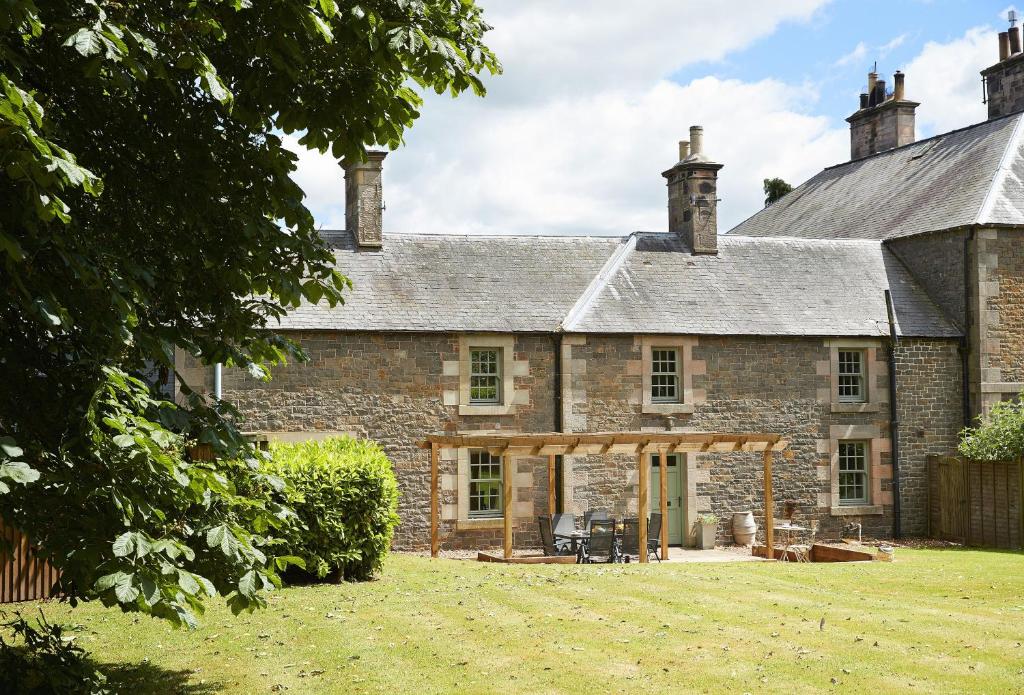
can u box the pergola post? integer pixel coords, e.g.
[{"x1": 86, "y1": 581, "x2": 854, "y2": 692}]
[
  {"x1": 638, "y1": 451, "x2": 649, "y2": 563},
  {"x1": 503, "y1": 454, "x2": 513, "y2": 560},
  {"x1": 659, "y1": 453, "x2": 668, "y2": 561},
  {"x1": 547, "y1": 454, "x2": 556, "y2": 516},
  {"x1": 430, "y1": 442, "x2": 439, "y2": 558},
  {"x1": 763, "y1": 447, "x2": 774, "y2": 560}
]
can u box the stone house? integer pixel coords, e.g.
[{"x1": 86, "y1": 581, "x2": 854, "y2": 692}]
[{"x1": 180, "y1": 27, "x2": 1024, "y2": 551}]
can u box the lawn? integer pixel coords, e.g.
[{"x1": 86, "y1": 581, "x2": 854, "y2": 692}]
[{"x1": 6, "y1": 549, "x2": 1024, "y2": 694}]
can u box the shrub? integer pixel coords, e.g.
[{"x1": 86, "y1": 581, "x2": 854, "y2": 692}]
[
  {"x1": 265, "y1": 437, "x2": 399, "y2": 581},
  {"x1": 0, "y1": 612, "x2": 109, "y2": 694},
  {"x1": 959, "y1": 399, "x2": 1024, "y2": 461}
]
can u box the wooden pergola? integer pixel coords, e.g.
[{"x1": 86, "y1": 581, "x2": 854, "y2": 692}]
[{"x1": 417, "y1": 431, "x2": 790, "y2": 563}]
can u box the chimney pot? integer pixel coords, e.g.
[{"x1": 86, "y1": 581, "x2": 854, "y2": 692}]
[
  {"x1": 867, "y1": 71, "x2": 878, "y2": 95},
  {"x1": 678, "y1": 140, "x2": 690, "y2": 160},
  {"x1": 1010, "y1": 26, "x2": 1021, "y2": 54},
  {"x1": 689, "y1": 125, "x2": 704, "y2": 156},
  {"x1": 893, "y1": 71, "x2": 905, "y2": 101},
  {"x1": 1000, "y1": 31, "x2": 1011, "y2": 61},
  {"x1": 859, "y1": 93, "x2": 869, "y2": 109}
]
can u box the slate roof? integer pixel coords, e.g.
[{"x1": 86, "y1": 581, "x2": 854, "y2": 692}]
[
  {"x1": 279, "y1": 231, "x2": 960, "y2": 338},
  {"x1": 277, "y1": 232, "x2": 622, "y2": 332},
  {"x1": 565, "y1": 234, "x2": 959, "y2": 337},
  {"x1": 728, "y1": 111, "x2": 1024, "y2": 240}
]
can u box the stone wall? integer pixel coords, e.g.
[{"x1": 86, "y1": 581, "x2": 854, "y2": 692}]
[
  {"x1": 893, "y1": 339, "x2": 964, "y2": 536},
  {"x1": 209, "y1": 331, "x2": 557, "y2": 551},
  {"x1": 185, "y1": 330, "x2": 962, "y2": 549},
  {"x1": 970, "y1": 228, "x2": 1024, "y2": 414},
  {"x1": 887, "y1": 230, "x2": 966, "y2": 329}
]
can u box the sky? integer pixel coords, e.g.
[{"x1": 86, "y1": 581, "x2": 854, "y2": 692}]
[{"x1": 289, "y1": 0, "x2": 1018, "y2": 237}]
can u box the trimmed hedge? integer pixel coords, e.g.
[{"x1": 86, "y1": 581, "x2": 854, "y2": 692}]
[{"x1": 265, "y1": 437, "x2": 399, "y2": 581}]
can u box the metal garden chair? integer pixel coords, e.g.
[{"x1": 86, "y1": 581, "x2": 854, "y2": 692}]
[
  {"x1": 580, "y1": 519, "x2": 617, "y2": 563},
  {"x1": 584, "y1": 509, "x2": 609, "y2": 531},
  {"x1": 551, "y1": 512, "x2": 575, "y2": 554},
  {"x1": 618, "y1": 518, "x2": 640, "y2": 562},
  {"x1": 647, "y1": 512, "x2": 663, "y2": 562}
]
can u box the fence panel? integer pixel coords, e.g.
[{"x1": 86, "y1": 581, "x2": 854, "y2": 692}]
[
  {"x1": 0, "y1": 520, "x2": 60, "y2": 604},
  {"x1": 929, "y1": 456, "x2": 1022, "y2": 549}
]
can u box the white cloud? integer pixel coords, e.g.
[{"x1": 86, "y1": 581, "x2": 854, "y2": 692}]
[
  {"x1": 903, "y1": 26, "x2": 992, "y2": 137},
  {"x1": 292, "y1": 1, "x2": 852, "y2": 236},
  {"x1": 835, "y1": 34, "x2": 905, "y2": 68},
  {"x1": 836, "y1": 41, "x2": 868, "y2": 67}
]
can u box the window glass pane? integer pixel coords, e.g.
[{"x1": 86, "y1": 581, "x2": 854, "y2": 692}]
[
  {"x1": 469, "y1": 450, "x2": 503, "y2": 518},
  {"x1": 838, "y1": 441, "x2": 868, "y2": 504},
  {"x1": 469, "y1": 349, "x2": 501, "y2": 404},
  {"x1": 837, "y1": 350, "x2": 865, "y2": 403},
  {"x1": 651, "y1": 348, "x2": 679, "y2": 403}
]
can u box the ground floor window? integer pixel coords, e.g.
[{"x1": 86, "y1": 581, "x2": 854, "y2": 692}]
[
  {"x1": 838, "y1": 441, "x2": 868, "y2": 504},
  {"x1": 469, "y1": 450, "x2": 503, "y2": 517}
]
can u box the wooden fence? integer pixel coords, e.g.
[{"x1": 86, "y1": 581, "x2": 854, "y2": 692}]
[
  {"x1": 928, "y1": 456, "x2": 1023, "y2": 549},
  {"x1": 0, "y1": 520, "x2": 60, "y2": 604}
]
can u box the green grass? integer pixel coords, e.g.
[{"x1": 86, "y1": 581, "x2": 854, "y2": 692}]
[{"x1": 6, "y1": 549, "x2": 1024, "y2": 694}]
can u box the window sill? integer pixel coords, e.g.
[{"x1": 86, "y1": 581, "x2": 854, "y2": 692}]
[
  {"x1": 459, "y1": 403, "x2": 517, "y2": 416},
  {"x1": 830, "y1": 402, "x2": 880, "y2": 413},
  {"x1": 830, "y1": 505, "x2": 883, "y2": 517},
  {"x1": 457, "y1": 518, "x2": 504, "y2": 530},
  {"x1": 641, "y1": 402, "x2": 695, "y2": 415}
]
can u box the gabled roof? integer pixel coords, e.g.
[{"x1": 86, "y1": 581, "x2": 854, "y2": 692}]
[
  {"x1": 565, "y1": 234, "x2": 959, "y2": 337},
  {"x1": 278, "y1": 231, "x2": 960, "y2": 338},
  {"x1": 728, "y1": 112, "x2": 1024, "y2": 240}
]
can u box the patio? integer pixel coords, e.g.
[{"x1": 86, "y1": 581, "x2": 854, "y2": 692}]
[{"x1": 419, "y1": 430, "x2": 792, "y2": 563}]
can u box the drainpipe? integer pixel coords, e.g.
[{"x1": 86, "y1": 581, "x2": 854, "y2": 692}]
[
  {"x1": 960, "y1": 229, "x2": 974, "y2": 427},
  {"x1": 552, "y1": 332, "x2": 564, "y2": 512},
  {"x1": 214, "y1": 362, "x2": 222, "y2": 401},
  {"x1": 884, "y1": 290, "x2": 902, "y2": 538}
]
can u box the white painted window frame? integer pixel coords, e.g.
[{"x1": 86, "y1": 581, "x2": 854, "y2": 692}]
[
  {"x1": 469, "y1": 348, "x2": 502, "y2": 405},
  {"x1": 641, "y1": 336, "x2": 698, "y2": 415},
  {"x1": 467, "y1": 449, "x2": 503, "y2": 519},
  {"x1": 826, "y1": 339, "x2": 882, "y2": 414},
  {"x1": 650, "y1": 347, "x2": 680, "y2": 403},
  {"x1": 837, "y1": 440, "x2": 869, "y2": 505},
  {"x1": 457, "y1": 334, "x2": 518, "y2": 416}
]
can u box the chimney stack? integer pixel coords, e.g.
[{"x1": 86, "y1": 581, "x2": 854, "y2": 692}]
[
  {"x1": 846, "y1": 69, "x2": 918, "y2": 159},
  {"x1": 662, "y1": 126, "x2": 723, "y2": 255},
  {"x1": 344, "y1": 151, "x2": 387, "y2": 248},
  {"x1": 982, "y1": 12, "x2": 1024, "y2": 119}
]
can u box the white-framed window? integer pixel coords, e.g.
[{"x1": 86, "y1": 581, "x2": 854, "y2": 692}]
[
  {"x1": 468, "y1": 450, "x2": 503, "y2": 518},
  {"x1": 837, "y1": 440, "x2": 869, "y2": 505},
  {"x1": 650, "y1": 348, "x2": 679, "y2": 403},
  {"x1": 469, "y1": 349, "x2": 501, "y2": 405},
  {"x1": 837, "y1": 350, "x2": 866, "y2": 403}
]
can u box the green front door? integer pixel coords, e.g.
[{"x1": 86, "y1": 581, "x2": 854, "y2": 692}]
[{"x1": 650, "y1": 454, "x2": 683, "y2": 545}]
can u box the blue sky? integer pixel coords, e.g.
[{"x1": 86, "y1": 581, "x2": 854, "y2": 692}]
[{"x1": 291, "y1": 1, "x2": 1017, "y2": 236}]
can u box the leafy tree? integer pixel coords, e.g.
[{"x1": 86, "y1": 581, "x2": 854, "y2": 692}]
[
  {"x1": 0, "y1": 0, "x2": 498, "y2": 627},
  {"x1": 959, "y1": 399, "x2": 1024, "y2": 461},
  {"x1": 763, "y1": 177, "x2": 793, "y2": 206}
]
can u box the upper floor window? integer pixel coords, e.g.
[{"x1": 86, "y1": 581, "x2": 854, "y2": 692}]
[
  {"x1": 838, "y1": 440, "x2": 869, "y2": 505},
  {"x1": 470, "y1": 349, "x2": 501, "y2": 404},
  {"x1": 837, "y1": 350, "x2": 866, "y2": 403},
  {"x1": 651, "y1": 348, "x2": 680, "y2": 403},
  {"x1": 468, "y1": 450, "x2": 503, "y2": 518}
]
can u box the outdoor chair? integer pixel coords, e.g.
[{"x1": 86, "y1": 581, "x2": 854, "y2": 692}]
[
  {"x1": 647, "y1": 512, "x2": 663, "y2": 562},
  {"x1": 581, "y1": 519, "x2": 617, "y2": 563},
  {"x1": 584, "y1": 509, "x2": 609, "y2": 531},
  {"x1": 618, "y1": 518, "x2": 640, "y2": 562},
  {"x1": 551, "y1": 513, "x2": 575, "y2": 554},
  {"x1": 538, "y1": 516, "x2": 560, "y2": 557}
]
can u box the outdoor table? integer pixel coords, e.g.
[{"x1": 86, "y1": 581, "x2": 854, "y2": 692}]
[
  {"x1": 554, "y1": 529, "x2": 589, "y2": 555},
  {"x1": 775, "y1": 523, "x2": 809, "y2": 561}
]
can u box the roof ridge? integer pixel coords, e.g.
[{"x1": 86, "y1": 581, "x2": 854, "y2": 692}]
[
  {"x1": 977, "y1": 112, "x2": 1024, "y2": 223},
  {"x1": 559, "y1": 233, "x2": 638, "y2": 331}
]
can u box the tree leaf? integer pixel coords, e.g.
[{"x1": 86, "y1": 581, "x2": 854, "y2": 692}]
[{"x1": 112, "y1": 532, "x2": 136, "y2": 558}]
